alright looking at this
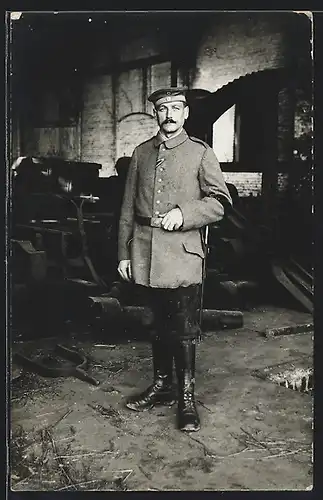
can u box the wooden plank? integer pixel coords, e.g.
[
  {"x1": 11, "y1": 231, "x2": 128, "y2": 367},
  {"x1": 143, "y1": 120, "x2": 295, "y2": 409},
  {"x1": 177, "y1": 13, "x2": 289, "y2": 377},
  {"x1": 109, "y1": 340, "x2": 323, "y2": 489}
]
[
  {"x1": 261, "y1": 323, "x2": 313, "y2": 338},
  {"x1": 272, "y1": 262, "x2": 313, "y2": 313}
]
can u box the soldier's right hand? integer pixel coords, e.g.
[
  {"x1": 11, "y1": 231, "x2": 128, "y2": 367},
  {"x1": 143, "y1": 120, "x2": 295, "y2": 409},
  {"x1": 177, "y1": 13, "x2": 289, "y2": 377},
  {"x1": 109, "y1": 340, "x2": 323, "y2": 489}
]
[{"x1": 118, "y1": 260, "x2": 132, "y2": 282}]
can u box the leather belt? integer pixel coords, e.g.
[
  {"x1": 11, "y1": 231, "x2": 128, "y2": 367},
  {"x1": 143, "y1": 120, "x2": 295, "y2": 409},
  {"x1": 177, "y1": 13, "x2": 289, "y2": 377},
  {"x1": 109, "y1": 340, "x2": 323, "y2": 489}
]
[{"x1": 135, "y1": 214, "x2": 163, "y2": 228}]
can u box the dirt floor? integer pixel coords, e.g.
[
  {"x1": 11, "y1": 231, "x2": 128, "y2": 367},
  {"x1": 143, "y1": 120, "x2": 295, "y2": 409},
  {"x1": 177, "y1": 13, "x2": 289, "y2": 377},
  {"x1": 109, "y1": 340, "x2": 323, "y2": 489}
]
[{"x1": 10, "y1": 305, "x2": 313, "y2": 492}]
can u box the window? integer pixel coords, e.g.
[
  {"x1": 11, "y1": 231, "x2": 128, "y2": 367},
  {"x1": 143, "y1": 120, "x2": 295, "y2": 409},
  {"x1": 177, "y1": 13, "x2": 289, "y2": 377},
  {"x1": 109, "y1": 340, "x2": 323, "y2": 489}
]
[
  {"x1": 212, "y1": 105, "x2": 236, "y2": 163},
  {"x1": 117, "y1": 68, "x2": 144, "y2": 116},
  {"x1": 116, "y1": 61, "x2": 172, "y2": 119}
]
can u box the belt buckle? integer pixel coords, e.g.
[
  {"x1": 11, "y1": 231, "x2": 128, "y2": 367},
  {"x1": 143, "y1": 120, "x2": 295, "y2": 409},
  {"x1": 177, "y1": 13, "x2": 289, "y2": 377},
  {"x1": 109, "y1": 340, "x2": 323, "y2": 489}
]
[{"x1": 151, "y1": 216, "x2": 162, "y2": 228}]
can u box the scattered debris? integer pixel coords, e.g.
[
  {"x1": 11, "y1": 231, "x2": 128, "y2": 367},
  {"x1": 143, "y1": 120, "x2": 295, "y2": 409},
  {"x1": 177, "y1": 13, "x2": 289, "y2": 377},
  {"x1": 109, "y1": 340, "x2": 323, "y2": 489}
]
[
  {"x1": 44, "y1": 428, "x2": 77, "y2": 491},
  {"x1": 271, "y1": 368, "x2": 313, "y2": 393},
  {"x1": 56, "y1": 479, "x2": 101, "y2": 491},
  {"x1": 260, "y1": 322, "x2": 313, "y2": 338},
  {"x1": 87, "y1": 403, "x2": 124, "y2": 427},
  {"x1": 55, "y1": 470, "x2": 133, "y2": 492},
  {"x1": 231, "y1": 429, "x2": 312, "y2": 460},
  {"x1": 196, "y1": 399, "x2": 212, "y2": 413},
  {"x1": 11, "y1": 363, "x2": 23, "y2": 382},
  {"x1": 94, "y1": 344, "x2": 117, "y2": 348},
  {"x1": 138, "y1": 464, "x2": 152, "y2": 480},
  {"x1": 15, "y1": 344, "x2": 100, "y2": 386},
  {"x1": 253, "y1": 356, "x2": 313, "y2": 394},
  {"x1": 100, "y1": 385, "x2": 121, "y2": 395},
  {"x1": 240, "y1": 427, "x2": 270, "y2": 450},
  {"x1": 51, "y1": 450, "x2": 116, "y2": 460},
  {"x1": 253, "y1": 448, "x2": 308, "y2": 460}
]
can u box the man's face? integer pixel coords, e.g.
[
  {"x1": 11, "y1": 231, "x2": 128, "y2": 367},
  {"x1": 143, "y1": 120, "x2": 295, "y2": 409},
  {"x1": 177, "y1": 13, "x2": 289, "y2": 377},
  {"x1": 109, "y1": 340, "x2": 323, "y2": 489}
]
[{"x1": 155, "y1": 101, "x2": 189, "y2": 136}]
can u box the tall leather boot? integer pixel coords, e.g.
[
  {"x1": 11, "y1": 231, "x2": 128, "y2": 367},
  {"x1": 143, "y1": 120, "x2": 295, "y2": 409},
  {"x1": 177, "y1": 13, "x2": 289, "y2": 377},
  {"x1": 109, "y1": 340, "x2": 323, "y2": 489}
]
[
  {"x1": 125, "y1": 336, "x2": 176, "y2": 411},
  {"x1": 175, "y1": 339, "x2": 200, "y2": 432}
]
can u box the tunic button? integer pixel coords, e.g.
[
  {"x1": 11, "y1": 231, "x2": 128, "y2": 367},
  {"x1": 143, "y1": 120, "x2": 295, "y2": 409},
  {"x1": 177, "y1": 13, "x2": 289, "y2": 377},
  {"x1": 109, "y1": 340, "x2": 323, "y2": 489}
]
[
  {"x1": 155, "y1": 211, "x2": 160, "y2": 215},
  {"x1": 158, "y1": 178, "x2": 162, "y2": 182},
  {"x1": 157, "y1": 189, "x2": 161, "y2": 193},
  {"x1": 156, "y1": 200, "x2": 160, "y2": 204},
  {"x1": 160, "y1": 167, "x2": 164, "y2": 171}
]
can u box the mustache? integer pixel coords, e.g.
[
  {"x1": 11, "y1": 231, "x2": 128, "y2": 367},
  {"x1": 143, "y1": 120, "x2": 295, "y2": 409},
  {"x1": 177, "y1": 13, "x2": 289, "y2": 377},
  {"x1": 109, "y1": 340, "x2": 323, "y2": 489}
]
[{"x1": 163, "y1": 119, "x2": 177, "y2": 124}]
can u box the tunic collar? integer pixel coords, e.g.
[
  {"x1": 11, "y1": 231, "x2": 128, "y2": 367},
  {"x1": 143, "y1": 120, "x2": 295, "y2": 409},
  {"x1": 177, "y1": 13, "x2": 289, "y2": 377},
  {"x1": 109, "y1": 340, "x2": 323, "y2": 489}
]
[{"x1": 153, "y1": 129, "x2": 188, "y2": 149}]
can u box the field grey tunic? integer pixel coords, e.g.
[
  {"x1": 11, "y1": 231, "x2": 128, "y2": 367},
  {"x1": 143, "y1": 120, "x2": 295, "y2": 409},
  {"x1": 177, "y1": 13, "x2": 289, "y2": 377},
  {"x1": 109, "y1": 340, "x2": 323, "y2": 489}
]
[{"x1": 118, "y1": 129, "x2": 232, "y2": 288}]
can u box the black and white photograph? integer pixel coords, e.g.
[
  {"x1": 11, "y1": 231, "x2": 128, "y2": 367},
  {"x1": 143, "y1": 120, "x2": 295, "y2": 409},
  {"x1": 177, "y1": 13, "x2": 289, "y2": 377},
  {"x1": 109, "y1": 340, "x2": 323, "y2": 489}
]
[{"x1": 6, "y1": 10, "x2": 314, "y2": 492}]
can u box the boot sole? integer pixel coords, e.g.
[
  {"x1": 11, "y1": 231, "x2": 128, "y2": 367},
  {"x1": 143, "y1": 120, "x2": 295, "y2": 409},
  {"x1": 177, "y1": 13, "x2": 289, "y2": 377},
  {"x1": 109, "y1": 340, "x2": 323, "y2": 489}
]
[
  {"x1": 125, "y1": 399, "x2": 176, "y2": 412},
  {"x1": 179, "y1": 424, "x2": 201, "y2": 432},
  {"x1": 125, "y1": 403, "x2": 153, "y2": 412}
]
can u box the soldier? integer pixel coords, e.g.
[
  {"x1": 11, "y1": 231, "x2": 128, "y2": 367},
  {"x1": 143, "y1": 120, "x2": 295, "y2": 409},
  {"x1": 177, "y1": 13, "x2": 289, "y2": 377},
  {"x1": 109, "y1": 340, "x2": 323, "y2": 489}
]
[{"x1": 118, "y1": 87, "x2": 232, "y2": 432}]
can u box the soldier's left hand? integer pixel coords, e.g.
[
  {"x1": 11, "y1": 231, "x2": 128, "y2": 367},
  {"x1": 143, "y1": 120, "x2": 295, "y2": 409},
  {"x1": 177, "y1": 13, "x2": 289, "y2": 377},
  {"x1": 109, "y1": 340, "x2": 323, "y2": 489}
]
[{"x1": 161, "y1": 208, "x2": 183, "y2": 231}]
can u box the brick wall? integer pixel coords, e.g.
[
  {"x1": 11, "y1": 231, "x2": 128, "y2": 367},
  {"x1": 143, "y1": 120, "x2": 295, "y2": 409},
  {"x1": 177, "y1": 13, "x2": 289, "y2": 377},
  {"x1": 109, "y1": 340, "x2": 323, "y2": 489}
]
[
  {"x1": 224, "y1": 172, "x2": 262, "y2": 197},
  {"x1": 190, "y1": 12, "x2": 310, "y2": 197},
  {"x1": 18, "y1": 12, "x2": 311, "y2": 192},
  {"x1": 80, "y1": 13, "x2": 291, "y2": 177},
  {"x1": 223, "y1": 172, "x2": 289, "y2": 198},
  {"x1": 81, "y1": 61, "x2": 172, "y2": 176},
  {"x1": 81, "y1": 75, "x2": 115, "y2": 175},
  {"x1": 191, "y1": 12, "x2": 286, "y2": 92}
]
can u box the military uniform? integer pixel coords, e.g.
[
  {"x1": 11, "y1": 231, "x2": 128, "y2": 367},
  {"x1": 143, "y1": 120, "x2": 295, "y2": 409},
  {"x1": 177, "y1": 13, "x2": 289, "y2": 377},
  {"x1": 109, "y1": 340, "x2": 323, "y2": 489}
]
[
  {"x1": 118, "y1": 88, "x2": 232, "y2": 432},
  {"x1": 118, "y1": 128, "x2": 231, "y2": 288}
]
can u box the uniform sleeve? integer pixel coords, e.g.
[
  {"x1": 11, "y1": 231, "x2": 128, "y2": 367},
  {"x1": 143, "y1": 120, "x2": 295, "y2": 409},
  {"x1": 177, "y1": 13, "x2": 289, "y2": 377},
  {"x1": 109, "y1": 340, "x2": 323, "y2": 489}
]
[
  {"x1": 118, "y1": 148, "x2": 138, "y2": 261},
  {"x1": 177, "y1": 146, "x2": 232, "y2": 230}
]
